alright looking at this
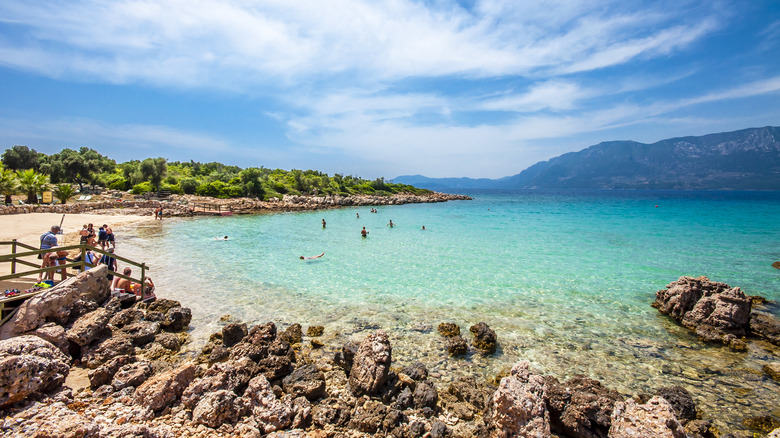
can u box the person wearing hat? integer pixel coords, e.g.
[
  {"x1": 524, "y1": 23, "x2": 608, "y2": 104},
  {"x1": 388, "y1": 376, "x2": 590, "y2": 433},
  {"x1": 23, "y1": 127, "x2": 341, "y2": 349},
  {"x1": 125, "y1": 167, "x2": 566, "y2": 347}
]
[{"x1": 37, "y1": 225, "x2": 60, "y2": 281}]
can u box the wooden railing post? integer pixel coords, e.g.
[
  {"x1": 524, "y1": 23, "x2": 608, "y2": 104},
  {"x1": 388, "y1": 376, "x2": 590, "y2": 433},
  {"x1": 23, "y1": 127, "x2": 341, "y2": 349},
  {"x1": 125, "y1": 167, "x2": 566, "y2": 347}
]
[
  {"x1": 11, "y1": 239, "x2": 17, "y2": 274},
  {"x1": 140, "y1": 263, "x2": 147, "y2": 301}
]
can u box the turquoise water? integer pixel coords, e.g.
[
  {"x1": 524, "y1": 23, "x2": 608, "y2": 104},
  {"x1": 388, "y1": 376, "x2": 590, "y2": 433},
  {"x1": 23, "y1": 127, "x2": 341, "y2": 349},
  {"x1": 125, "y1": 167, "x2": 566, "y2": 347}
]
[{"x1": 120, "y1": 190, "x2": 780, "y2": 432}]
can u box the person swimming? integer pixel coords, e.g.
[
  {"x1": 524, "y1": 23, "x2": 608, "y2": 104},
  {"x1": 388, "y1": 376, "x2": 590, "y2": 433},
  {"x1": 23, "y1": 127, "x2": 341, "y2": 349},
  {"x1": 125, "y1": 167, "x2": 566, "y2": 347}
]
[
  {"x1": 300, "y1": 252, "x2": 325, "y2": 260},
  {"x1": 215, "y1": 236, "x2": 228, "y2": 240},
  {"x1": 361, "y1": 227, "x2": 369, "y2": 237},
  {"x1": 387, "y1": 220, "x2": 395, "y2": 228},
  {"x1": 421, "y1": 225, "x2": 426, "y2": 230}
]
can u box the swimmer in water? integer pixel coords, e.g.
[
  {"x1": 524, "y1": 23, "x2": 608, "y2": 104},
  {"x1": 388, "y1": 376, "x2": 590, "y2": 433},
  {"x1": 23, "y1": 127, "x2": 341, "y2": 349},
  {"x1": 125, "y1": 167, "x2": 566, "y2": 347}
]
[
  {"x1": 322, "y1": 219, "x2": 326, "y2": 228},
  {"x1": 361, "y1": 227, "x2": 369, "y2": 237},
  {"x1": 215, "y1": 236, "x2": 228, "y2": 240},
  {"x1": 421, "y1": 225, "x2": 426, "y2": 230},
  {"x1": 300, "y1": 252, "x2": 325, "y2": 260},
  {"x1": 387, "y1": 220, "x2": 394, "y2": 228}
]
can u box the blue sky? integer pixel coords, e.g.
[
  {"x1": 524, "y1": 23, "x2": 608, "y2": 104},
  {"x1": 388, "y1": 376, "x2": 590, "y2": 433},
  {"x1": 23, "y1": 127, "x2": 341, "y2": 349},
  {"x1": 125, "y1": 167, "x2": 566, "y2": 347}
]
[{"x1": 0, "y1": 1, "x2": 778, "y2": 179}]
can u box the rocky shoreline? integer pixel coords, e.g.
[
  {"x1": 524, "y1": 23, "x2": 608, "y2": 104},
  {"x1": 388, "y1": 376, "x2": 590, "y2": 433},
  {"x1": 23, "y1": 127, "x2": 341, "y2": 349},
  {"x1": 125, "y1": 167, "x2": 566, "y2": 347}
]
[
  {"x1": 0, "y1": 192, "x2": 472, "y2": 217},
  {"x1": 1, "y1": 270, "x2": 779, "y2": 437}
]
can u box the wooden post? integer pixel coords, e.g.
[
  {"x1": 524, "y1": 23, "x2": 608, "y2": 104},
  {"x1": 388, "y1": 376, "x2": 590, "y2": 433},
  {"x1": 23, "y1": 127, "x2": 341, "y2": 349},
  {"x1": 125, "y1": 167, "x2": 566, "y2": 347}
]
[
  {"x1": 140, "y1": 263, "x2": 146, "y2": 301},
  {"x1": 11, "y1": 239, "x2": 17, "y2": 274}
]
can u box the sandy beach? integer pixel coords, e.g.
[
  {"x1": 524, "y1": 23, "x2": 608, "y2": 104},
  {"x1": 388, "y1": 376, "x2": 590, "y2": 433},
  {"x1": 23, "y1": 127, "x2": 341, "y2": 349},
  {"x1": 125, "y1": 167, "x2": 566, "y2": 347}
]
[{"x1": 0, "y1": 212, "x2": 153, "y2": 246}]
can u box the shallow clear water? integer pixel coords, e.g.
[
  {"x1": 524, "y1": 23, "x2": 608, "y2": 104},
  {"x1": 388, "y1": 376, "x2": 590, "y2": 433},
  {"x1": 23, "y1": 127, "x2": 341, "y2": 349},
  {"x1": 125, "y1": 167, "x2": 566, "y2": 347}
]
[{"x1": 119, "y1": 190, "x2": 780, "y2": 432}]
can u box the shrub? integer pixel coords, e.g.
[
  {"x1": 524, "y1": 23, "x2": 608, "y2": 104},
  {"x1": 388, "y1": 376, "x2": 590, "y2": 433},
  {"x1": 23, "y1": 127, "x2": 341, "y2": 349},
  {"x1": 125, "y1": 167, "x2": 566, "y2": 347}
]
[
  {"x1": 52, "y1": 184, "x2": 76, "y2": 204},
  {"x1": 131, "y1": 181, "x2": 154, "y2": 194}
]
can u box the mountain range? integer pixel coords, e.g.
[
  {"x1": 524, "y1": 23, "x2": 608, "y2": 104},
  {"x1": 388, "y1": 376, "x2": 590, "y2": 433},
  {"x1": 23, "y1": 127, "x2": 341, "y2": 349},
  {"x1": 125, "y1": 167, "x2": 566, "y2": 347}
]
[{"x1": 393, "y1": 126, "x2": 780, "y2": 190}]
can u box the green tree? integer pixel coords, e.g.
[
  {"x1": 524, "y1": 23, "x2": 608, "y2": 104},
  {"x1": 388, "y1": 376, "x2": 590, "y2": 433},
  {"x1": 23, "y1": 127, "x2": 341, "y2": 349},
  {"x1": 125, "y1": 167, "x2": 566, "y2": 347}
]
[
  {"x1": 49, "y1": 147, "x2": 116, "y2": 191},
  {"x1": 16, "y1": 169, "x2": 50, "y2": 204},
  {"x1": 239, "y1": 167, "x2": 267, "y2": 198},
  {"x1": 140, "y1": 158, "x2": 167, "y2": 191},
  {"x1": 1, "y1": 145, "x2": 45, "y2": 171},
  {"x1": 0, "y1": 166, "x2": 19, "y2": 205},
  {"x1": 52, "y1": 184, "x2": 76, "y2": 204}
]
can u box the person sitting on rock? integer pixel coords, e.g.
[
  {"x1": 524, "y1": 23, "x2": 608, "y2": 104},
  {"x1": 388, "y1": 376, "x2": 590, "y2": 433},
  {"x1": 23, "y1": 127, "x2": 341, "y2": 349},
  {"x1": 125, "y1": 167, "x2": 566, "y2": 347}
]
[{"x1": 112, "y1": 267, "x2": 134, "y2": 294}]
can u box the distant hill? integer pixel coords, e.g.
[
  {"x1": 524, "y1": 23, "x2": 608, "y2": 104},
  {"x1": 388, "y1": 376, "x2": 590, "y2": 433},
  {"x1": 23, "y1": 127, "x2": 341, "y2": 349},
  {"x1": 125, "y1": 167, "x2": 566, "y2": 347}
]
[{"x1": 393, "y1": 126, "x2": 780, "y2": 190}]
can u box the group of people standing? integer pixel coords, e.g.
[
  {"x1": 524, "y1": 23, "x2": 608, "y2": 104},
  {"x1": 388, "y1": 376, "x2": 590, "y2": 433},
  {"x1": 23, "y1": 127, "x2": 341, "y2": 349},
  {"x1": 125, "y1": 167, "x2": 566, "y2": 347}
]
[
  {"x1": 79, "y1": 223, "x2": 115, "y2": 250},
  {"x1": 37, "y1": 223, "x2": 154, "y2": 301}
]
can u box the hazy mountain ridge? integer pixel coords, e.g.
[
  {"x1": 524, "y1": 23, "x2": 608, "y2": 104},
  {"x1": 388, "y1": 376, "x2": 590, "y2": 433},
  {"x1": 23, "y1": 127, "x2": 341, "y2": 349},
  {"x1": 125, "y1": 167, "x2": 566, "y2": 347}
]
[{"x1": 393, "y1": 126, "x2": 780, "y2": 190}]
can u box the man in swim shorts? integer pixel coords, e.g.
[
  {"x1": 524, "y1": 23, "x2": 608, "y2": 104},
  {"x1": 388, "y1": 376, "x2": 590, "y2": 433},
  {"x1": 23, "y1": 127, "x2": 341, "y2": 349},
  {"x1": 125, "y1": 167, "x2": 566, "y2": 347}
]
[{"x1": 361, "y1": 227, "x2": 369, "y2": 237}]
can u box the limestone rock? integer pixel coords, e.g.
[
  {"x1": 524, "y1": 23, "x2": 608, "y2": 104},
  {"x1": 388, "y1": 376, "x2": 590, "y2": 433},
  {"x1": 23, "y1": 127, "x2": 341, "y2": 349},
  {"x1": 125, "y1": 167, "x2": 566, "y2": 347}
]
[
  {"x1": 192, "y1": 389, "x2": 244, "y2": 428},
  {"x1": 66, "y1": 308, "x2": 111, "y2": 346},
  {"x1": 154, "y1": 332, "x2": 182, "y2": 351},
  {"x1": 401, "y1": 361, "x2": 429, "y2": 382},
  {"x1": 311, "y1": 397, "x2": 352, "y2": 428},
  {"x1": 88, "y1": 355, "x2": 135, "y2": 388},
  {"x1": 609, "y1": 396, "x2": 686, "y2": 438},
  {"x1": 134, "y1": 362, "x2": 197, "y2": 412},
  {"x1": 544, "y1": 374, "x2": 623, "y2": 438},
  {"x1": 768, "y1": 427, "x2": 780, "y2": 438},
  {"x1": 32, "y1": 322, "x2": 69, "y2": 355},
  {"x1": 245, "y1": 321, "x2": 277, "y2": 346},
  {"x1": 81, "y1": 334, "x2": 134, "y2": 369},
  {"x1": 229, "y1": 341, "x2": 267, "y2": 362},
  {"x1": 0, "y1": 265, "x2": 110, "y2": 337},
  {"x1": 243, "y1": 374, "x2": 295, "y2": 433},
  {"x1": 334, "y1": 341, "x2": 359, "y2": 374},
  {"x1": 653, "y1": 276, "x2": 752, "y2": 348},
  {"x1": 470, "y1": 322, "x2": 497, "y2": 355},
  {"x1": 349, "y1": 330, "x2": 392, "y2": 396},
  {"x1": 108, "y1": 308, "x2": 144, "y2": 327},
  {"x1": 484, "y1": 360, "x2": 551, "y2": 438},
  {"x1": 349, "y1": 397, "x2": 389, "y2": 433},
  {"x1": 111, "y1": 360, "x2": 153, "y2": 389},
  {"x1": 223, "y1": 322, "x2": 248, "y2": 348},
  {"x1": 440, "y1": 376, "x2": 492, "y2": 421},
  {"x1": 161, "y1": 306, "x2": 191, "y2": 332},
  {"x1": 181, "y1": 357, "x2": 258, "y2": 409},
  {"x1": 0, "y1": 336, "x2": 70, "y2": 408},
  {"x1": 120, "y1": 320, "x2": 161, "y2": 346},
  {"x1": 282, "y1": 363, "x2": 326, "y2": 401}
]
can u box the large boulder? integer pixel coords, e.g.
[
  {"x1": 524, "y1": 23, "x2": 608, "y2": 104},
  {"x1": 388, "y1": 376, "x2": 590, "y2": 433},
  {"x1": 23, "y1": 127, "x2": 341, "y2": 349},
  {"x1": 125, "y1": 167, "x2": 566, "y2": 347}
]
[
  {"x1": 133, "y1": 362, "x2": 197, "y2": 412},
  {"x1": 0, "y1": 266, "x2": 110, "y2": 337},
  {"x1": 111, "y1": 360, "x2": 153, "y2": 390},
  {"x1": 0, "y1": 336, "x2": 70, "y2": 408},
  {"x1": 484, "y1": 360, "x2": 551, "y2": 438},
  {"x1": 88, "y1": 355, "x2": 135, "y2": 388},
  {"x1": 222, "y1": 322, "x2": 248, "y2": 348},
  {"x1": 609, "y1": 396, "x2": 686, "y2": 438},
  {"x1": 349, "y1": 330, "x2": 392, "y2": 396},
  {"x1": 543, "y1": 374, "x2": 623, "y2": 438},
  {"x1": 32, "y1": 322, "x2": 69, "y2": 355},
  {"x1": 653, "y1": 276, "x2": 752, "y2": 349},
  {"x1": 80, "y1": 334, "x2": 135, "y2": 369},
  {"x1": 192, "y1": 389, "x2": 245, "y2": 428}
]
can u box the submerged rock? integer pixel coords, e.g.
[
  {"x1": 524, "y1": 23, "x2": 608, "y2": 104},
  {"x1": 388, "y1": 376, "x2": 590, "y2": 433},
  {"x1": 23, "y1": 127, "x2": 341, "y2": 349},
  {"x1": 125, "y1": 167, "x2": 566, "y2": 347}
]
[
  {"x1": 750, "y1": 310, "x2": 780, "y2": 346},
  {"x1": 438, "y1": 322, "x2": 460, "y2": 337},
  {"x1": 445, "y1": 335, "x2": 469, "y2": 356},
  {"x1": 763, "y1": 362, "x2": 780, "y2": 381},
  {"x1": 470, "y1": 322, "x2": 497, "y2": 355},
  {"x1": 281, "y1": 323, "x2": 303, "y2": 345}
]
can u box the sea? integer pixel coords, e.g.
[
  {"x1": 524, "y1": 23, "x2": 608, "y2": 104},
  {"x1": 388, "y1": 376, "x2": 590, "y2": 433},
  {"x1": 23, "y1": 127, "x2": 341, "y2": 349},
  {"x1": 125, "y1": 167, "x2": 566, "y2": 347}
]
[{"x1": 119, "y1": 189, "x2": 780, "y2": 433}]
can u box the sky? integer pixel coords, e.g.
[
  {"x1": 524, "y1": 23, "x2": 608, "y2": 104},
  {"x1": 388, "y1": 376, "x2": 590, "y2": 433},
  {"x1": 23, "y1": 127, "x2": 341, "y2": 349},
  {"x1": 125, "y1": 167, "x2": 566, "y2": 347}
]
[{"x1": 0, "y1": 1, "x2": 779, "y2": 179}]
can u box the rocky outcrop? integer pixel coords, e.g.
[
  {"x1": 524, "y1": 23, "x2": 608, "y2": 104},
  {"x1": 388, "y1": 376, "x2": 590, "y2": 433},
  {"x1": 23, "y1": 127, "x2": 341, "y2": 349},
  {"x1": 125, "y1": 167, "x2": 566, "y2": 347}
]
[
  {"x1": 244, "y1": 374, "x2": 295, "y2": 433},
  {"x1": 181, "y1": 357, "x2": 258, "y2": 409},
  {"x1": 609, "y1": 396, "x2": 687, "y2": 438},
  {"x1": 653, "y1": 276, "x2": 752, "y2": 349},
  {"x1": 484, "y1": 360, "x2": 551, "y2": 438},
  {"x1": 349, "y1": 330, "x2": 392, "y2": 396},
  {"x1": 0, "y1": 336, "x2": 70, "y2": 408},
  {"x1": 470, "y1": 322, "x2": 497, "y2": 355},
  {"x1": 0, "y1": 266, "x2": 110, "y2": 338}
]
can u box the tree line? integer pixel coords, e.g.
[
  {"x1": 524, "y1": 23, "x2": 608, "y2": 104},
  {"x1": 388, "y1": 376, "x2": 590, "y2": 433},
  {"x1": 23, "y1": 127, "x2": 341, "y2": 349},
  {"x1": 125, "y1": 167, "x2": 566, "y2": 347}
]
[{"x1": 0, "y1": 145, "x2": 429, "y2": 204}]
